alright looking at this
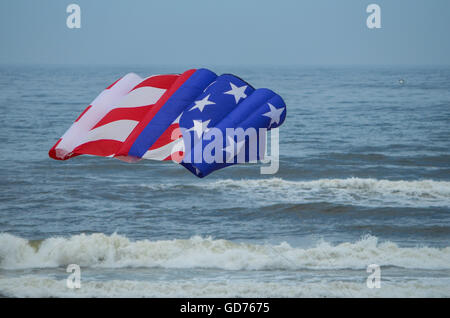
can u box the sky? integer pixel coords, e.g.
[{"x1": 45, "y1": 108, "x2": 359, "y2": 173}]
[{"x1": 1, "y1": 0, "x2": 449, "y2": 66}]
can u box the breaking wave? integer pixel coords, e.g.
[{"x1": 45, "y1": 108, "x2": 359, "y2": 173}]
[
  {"x1": 1, "y1": 276, "x2": 449, "y2": 298},
  {"x1": 139, "y1": 177, "x2": 450, "y2": 207},
  {"x1": 1, "y1": 232, "x2": 449, "y2": 270}
]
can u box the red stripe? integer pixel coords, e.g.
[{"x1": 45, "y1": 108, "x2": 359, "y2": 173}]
[
  {"x1": 75, "y1": 105, "x2": 92, "y2": 122},
  {"x1": 48, "y1": 139, "x2": 62, "y2": 160},
  {"x1": 116, "y1": 69, "x2": 196, "y2": 158},
  {"x1": 106, "y1": 77, "x2": 122, "y2": 89},
  {"x1": 92, "y1": 106, "x2": 152, "y2": 130},
  {"x1": 131, "y1": 74, "x2": 180, "y2": 91},
  {"x1": 148, "y1": 123, "x2": 180, "y2": 150},
  {"x1": 91, "y1": 76, "x2": 178, "y2": 130},
  {"x1": 72, "y1": 140, "x2": 123, "y2": 157},
  {"x1": 163, "y1": 151, "x2": 184, "y2": 162},
  {"x1": 48, "y1": 138, "x2": 82, "y2": 161}
]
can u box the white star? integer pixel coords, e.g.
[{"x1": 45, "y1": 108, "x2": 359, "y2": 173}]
[
  {"x1": 223, "y1": 136, "x2": 246, "y2": 160},
  {"x1": 190, "y1": 94, "x2": 215, "y2": 112},
  {"x1": 262, "y1": 103, "x2": 285, "y2": 127},
  {"x1": 188, "y1": 119, "x2": 211, "y2": 138},
  {"x1": 224, "y1": 82, "x2": 247, "y2": 103}
]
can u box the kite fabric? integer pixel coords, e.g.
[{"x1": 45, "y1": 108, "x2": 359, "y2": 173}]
[{"x1": 49, "y1": 68, "x2": 286, "y2": 178}]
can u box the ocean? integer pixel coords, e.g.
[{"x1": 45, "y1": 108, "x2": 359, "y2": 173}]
[{"x1": 0, "y1": 65, "x2": 449, "y2": 297}]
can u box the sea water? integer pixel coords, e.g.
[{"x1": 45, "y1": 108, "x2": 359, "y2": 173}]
[{"x1": 0, "y1": 65, "x2": 449, "y2": 297}]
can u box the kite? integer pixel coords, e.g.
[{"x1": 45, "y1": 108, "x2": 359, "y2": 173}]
[{"x1": 49, "y1": 68, "x2": 286, "y2": 177}]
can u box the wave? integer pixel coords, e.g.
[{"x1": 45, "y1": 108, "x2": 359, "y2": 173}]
[
  {"x1": 1, "y1": 276, "x2": 449, "y2": 298},
  {"x1": 1, "y1": 233, "x2": 449, "y2": 271},
  {"x1": 138, "y1": 177, "x2": 450, "y2": 208}
]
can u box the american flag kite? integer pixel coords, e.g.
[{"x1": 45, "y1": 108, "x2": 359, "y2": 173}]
[{"x1": 49, "y1": 68, "x2": 286, "y2": 177}]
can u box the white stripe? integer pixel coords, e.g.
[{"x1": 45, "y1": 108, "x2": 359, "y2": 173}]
[
  {"x1": 115, "y1": 86, "x2": 166, "y2": 108},
  {"x1": 142, "y1": 138, "x2": 184, "y2": 161},
  {"x1": 55, "y1": 73, "x2": 145, "y2": 158},
  {"x1": 85, "y1": 120, "x2": 138, "y2": 143}
]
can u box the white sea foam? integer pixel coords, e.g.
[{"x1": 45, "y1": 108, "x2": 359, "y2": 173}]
[
  {"x1": 1, "y1": 233, "x2": 449, "y2": 271},
  {"x1": 140, "y1": 177, "x2": 450, "y2": 207},
  {"x1": 1, "y1": 276, "x2": 449, "y2": 298}
]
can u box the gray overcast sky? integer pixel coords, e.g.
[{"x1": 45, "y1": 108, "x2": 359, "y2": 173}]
[{"x1": 1, "y1": 0, "x2": 449, "y2": 66}]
